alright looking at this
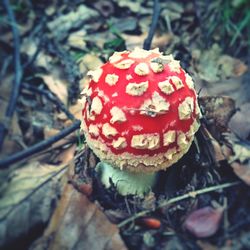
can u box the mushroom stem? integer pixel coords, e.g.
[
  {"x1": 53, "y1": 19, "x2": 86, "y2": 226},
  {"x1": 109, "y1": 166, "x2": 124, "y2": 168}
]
[{"x1": 96, "y1": 162, "x2": 157, "y2": 197}]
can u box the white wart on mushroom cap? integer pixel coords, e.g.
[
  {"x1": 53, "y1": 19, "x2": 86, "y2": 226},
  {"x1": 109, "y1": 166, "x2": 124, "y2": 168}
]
[{"x1": 81, "y1": 47, "x2": 201, "y2": 172}]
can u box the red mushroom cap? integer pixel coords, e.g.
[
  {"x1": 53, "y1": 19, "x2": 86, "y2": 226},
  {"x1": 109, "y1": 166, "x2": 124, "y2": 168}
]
[{"x1": 81, "y1": 48, "x2": 201, "y2": 172}]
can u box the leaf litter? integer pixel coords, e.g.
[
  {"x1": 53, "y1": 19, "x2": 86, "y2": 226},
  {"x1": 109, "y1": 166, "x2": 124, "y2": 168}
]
[{"x1": 0, "y1": 0, "x2": 250, "y2": 249}]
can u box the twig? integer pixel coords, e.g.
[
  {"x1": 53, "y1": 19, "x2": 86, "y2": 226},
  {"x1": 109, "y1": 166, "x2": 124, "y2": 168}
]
[
  {"x1": 0, "y1": 56, "x2": 12, "y2": 80},
  {"x1": 0, "y1": 120, "x2": 81, "y2": 168},
  {"x1": 0, "y1": 0, "x2": 23, "y2": 149},
  {"x1": 143, "y1": 0, "x2": 161, "y2": 50},
  {"x1": 23, "y1": 42, "x2": 42, "y2": 69},
  {"x1": 23, "y1": 17, "x2": 46, "y2": 69},
  {"x1": 118, "y1": 181, "x2": 241, "y2": 228},
  {"x1": 22, "y1": 83, "x2": 75, "y2": 121}
]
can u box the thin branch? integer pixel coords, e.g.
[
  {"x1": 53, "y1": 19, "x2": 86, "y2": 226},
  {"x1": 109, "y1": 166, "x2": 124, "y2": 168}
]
[
  {"x1": 23, "y1": 43, "x2": 42, "y2": 69},
  {"x1": 22, "y1": 83, "x2": 75, "y2": 121},
  {"x1": 143, "y1": 0, "x2": 161, "y2": 50},
  {"x1": 118, "y1": 181, "x2": 241, "y2": 228},
  {"x1": 0, "y1": 120, "x2": 81, "y2": 168},
  {"x1": 0, "y1": 0, "x2": 23, "y2": 149},
  {"x1": 23, "y1": 17, "x2": 46, "y2": 69}
]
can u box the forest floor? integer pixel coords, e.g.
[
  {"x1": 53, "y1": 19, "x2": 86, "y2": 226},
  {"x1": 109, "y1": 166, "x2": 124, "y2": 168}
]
[{"x1": 0, "y1": 0, "x2": 250, "y2": 249}]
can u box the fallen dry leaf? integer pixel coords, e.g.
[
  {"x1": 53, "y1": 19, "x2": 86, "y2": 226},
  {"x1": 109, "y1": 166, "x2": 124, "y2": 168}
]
[
  {"x1": 30, "y1": 183, "x2": 127, "y2": 250},
  {"x1": 223, "y1": 133, "x2": 250, "y2": 185},
  {"x1": 231, "y1": 161, "x2": 250, "y2": 185},
  {"x1": 21, "y1": 38, "x2": 54, "y2": 71},
  {"x1": 67, "y1": 30, "x2": 87, "y2": 50},
  {"x1": 116, "y1": 0, "x2": 142, "y2": 12},
  {"x1": 192, "y1": 44, "x2": 248, "y2": 83},
  {"x1": 183, "y1": 206, "x2": 224, "y2": 238},
  {"x1": 0, "y1": 75, "x2": 23, "y2": 157},
  {"x1": 43, "y1": 125, "x2": 77, "y2": 148},
  {"x1": 79, "y1": 53, "x2": 103, "y2": 70},
  {"x1": 199, "y1": 96, "x2": 236, "y2": 139},
  {"x1": 69, "y1": 99, "x2": 83, "y2": 121},
  {"x1": 47, "y1": 5, "x2": 99, "y2": 41},
  {"x1": 0, "y1": 111, "x2": 23, "y2": 158},
  {"x1": 0, "y1": 162, "x2": 67, "y2": 249},
  {"x1": 122, "y1": 32, "x2": 173, "y2": 50},
  {"x1": 56, "y1": 144, "x2": 77, "y2": 165},
  {"x1": 202, "y1": 126, "x2": 226, "y2": 163},
  {"x1": 229, "y1": 102, "x2": 250, "y2": 140},
  {"x1": 40, "y1": 74, "x2": 68, "y2": 105}
]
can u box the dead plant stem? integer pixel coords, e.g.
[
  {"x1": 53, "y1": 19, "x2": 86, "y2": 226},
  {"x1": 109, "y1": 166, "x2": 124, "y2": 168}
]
[{"x1": 118, "y1": 181, "x2": 241, "y2": 228}]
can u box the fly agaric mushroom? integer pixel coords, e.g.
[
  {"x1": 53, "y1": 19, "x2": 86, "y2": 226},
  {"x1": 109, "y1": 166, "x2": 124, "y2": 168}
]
[{"x1": 80, "y1": 47, "x2": 201, "y2": 196}]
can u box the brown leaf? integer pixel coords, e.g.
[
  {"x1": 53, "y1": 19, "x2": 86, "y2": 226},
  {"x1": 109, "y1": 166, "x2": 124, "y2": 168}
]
[
  {"x1": 43, "y1": 126, "x2": 77, "y2": 150},
  {"x1": 202, "y1": 127, "x2": 226, "y2": 162},
  {"x1": 67, "y1": 99, "x2": 84, "y2": 122},
  {"x1": 0, "y1": 112, "x2": 23, "y2": 158},
  {"x1": 0, "y1": 75, "x2": 23, "y2": 157},
  {"x1": 40, "y1": 74, "x2": 68, "y2": 105},
  {"x1": 67, "y1": 30, "x2": 87, "y2": 50},
  {"x1": 233, "y1": 58, "x2": 248, "y2": 76},
  {"x1": 31, "y1": 183, "x2": 127, "y2": 250},
  {"x1": 229, "y1": 102, "x2": 250, "y2": 140},
  {"x1": 47, "y1": 5, "x2": 99, "y2": 41},
  {"x1": 93, "y1": 1, "x2": 115, "y2": 17},
  {"x1": 223, "y1": 133, "x2": 250, "y2": 185},
  {"x1": 79, "y1": 53, "x2": 103, "y2": 70},
  {"x1": 231, "y1": 162, "x2": 250, "y2": 185},
  {"x1": 0, "y1": 162, "x2": 67, "y2": 248},
  {"x1": 199, "y1": 96, "x2": 236, "y2": 139},
  {"x1": 122, "y1": 32, "x2": 173, "y2": 51},
  {"x1": 183, "y1": 206, "x2": 223, "y2": 238},
  {"x1": 56, "y1": 144, "x2": 77, "y2": 165},
  {"x1": 192, "y1": 44, "x2": 248, "y2": 83}
]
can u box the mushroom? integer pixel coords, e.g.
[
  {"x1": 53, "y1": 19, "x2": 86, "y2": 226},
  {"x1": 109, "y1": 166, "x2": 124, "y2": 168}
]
[{"x1": 80, "y1": 47, "x2": 201, "y2": 196}]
